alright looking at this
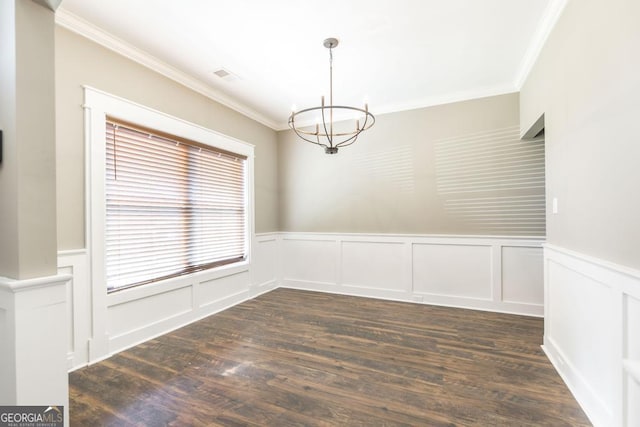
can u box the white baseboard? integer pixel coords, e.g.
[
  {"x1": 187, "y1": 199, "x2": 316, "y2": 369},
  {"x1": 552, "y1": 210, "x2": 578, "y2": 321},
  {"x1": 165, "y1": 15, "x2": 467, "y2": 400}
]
[{"x1": 542, "y1": 339, "x2": 611, "y2": 426}]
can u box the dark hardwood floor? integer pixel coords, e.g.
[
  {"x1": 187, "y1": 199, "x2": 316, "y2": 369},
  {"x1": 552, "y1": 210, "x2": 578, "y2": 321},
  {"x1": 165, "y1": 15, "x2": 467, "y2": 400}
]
[{"x1": 69, "y1": 288, "x2": 591, "y2": 426}]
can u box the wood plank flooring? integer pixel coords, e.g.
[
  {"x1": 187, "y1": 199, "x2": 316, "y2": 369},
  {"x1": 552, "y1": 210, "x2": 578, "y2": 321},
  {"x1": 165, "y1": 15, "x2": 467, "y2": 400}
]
[{"x1": 69, "y1": 289, "x2": 591, "y2": 426}]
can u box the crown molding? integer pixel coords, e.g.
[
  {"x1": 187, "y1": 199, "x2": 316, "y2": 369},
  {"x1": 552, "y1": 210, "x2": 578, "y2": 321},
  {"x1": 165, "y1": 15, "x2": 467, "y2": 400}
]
[
  {"x1": 514, "y1": 0, "x2": 569, "y2": 89},
  {"x1": 55, "y1": 9, "x2": 280, "y2": 130},
  {"x1": 375, "y1": 84, "x2": 519, "y2": 119}
]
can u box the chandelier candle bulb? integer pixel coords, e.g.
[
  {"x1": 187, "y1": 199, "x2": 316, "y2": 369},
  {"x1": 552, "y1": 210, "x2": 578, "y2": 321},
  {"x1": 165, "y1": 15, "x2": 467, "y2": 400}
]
[{"x1": 288, "y1": 37, "x2": 375, "y2": 154}]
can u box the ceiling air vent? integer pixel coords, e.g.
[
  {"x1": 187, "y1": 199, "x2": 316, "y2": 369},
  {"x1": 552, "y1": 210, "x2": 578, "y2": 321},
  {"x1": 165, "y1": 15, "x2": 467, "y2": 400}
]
[{"x1": 213, "y1": 68, "x2": 239, "y2": 82}]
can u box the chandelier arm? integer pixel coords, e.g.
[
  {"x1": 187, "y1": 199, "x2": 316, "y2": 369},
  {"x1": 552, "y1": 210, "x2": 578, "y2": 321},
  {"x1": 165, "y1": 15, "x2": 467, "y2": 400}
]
[
  {"x1": 334, "y1": 132, "x2": 361, "y2": 148},
  {"x1": 336, "y1": 136, "x2": 360, "y2": 149},
  {"x1": 359, "y1": 111, "x2": 372, "y2": 131},
  {"x1": 334, "y1": 111, "x2": 375, "y2": 147},
  {"x1": 289, "y1": 111, "x2": 322, "y2": 140},
  {"x1": 361, "y1": 112, "x2": 376, "y2": 130},
  {"x1": 320, "y1": 106, "x2": 333, "y2": 148},
  {"x1": 296, "y1": 133, "x2": 327, "y2": 148},
  {"x1": 288, "y1": 119, "x2": 318, "y2": 136},
  {"x1": 290, "y1": 124, "x2": 327, "y2": 147}
]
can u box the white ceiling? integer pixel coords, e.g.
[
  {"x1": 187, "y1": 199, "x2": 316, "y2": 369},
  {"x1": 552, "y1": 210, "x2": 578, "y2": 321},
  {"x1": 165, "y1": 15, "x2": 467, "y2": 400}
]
[{"x1": 57, "y1": 0, "x2": 565, "y2": 130}]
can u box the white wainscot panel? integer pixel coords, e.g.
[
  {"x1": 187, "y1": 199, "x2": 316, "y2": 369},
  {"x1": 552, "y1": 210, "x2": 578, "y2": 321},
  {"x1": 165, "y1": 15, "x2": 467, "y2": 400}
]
[
  {"x1": 625, "y1": 293, "x2": 640, "y2": 363},
  {"x1": 341, "y1": 241, "x2": 406, "y2": 291},
  {"x1": 413, "y1": 243, "x2": 492, "y2": 299},
  {"x1": 628, "y1": 371, "x2": 640, "y2": 427},
  {"x1": 58, "y1": 250, "x2": 90, "y2": 370},
  {"x1": 199, "y1": 271, "x2": 250, "y2": 308},
  {"x1": 501, "y1": 246, "x2": 543, "y2": 305},
  {"x1": 625, "y1": 293, "x2": 640, "y2": 425},
  {"x1": 282, "y1": 238, "x2": 336, "y2": 284},
  {"x1": 108, "y1": 286, "x2": 193, "y2": 340},
  {"x1": 547, "y1": 259, "x2": 615, "y2": 418},
  {"x1": 253, "y1": 237, "x2": 277, "y2": 288},
  {"x1": 543, "y1": 245, "x2": 640, "y2": 427},
  {"x1": 58, "y1": 265, "x2": 75, "y2": 361}
]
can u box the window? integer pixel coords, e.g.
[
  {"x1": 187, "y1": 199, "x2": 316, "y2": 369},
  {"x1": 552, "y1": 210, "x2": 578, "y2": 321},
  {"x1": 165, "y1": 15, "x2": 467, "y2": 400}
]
[{"x1": 105, "y1": 119, "x2": 247, "y2": 291}]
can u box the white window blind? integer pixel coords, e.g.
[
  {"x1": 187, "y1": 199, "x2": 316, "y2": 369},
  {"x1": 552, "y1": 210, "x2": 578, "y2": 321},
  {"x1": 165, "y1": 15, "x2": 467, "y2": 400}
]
[{"x1": 105, "y1": 119, "x2": 247, "y2": 291}]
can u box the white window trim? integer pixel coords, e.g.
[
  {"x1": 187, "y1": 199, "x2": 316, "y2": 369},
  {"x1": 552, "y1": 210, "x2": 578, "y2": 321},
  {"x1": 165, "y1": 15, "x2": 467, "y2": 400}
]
[{"x1": 83, "y1": 86, "x2": 255, "y2": 359}]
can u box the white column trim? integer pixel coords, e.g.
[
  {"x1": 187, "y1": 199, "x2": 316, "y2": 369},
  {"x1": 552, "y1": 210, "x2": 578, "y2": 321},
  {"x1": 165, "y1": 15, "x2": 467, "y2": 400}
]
[{"x1": 0, "y1": 273, "x2": 72, "y2": 292}]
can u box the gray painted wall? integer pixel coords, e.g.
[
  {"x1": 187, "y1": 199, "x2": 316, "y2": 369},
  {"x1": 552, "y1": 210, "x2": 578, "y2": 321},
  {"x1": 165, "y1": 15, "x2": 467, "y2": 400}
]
[
  {"x1": 521, "y1": 0, "x2": 640, "y2": 270},
  {"x1": 278, "y1": 93, "x2": 546, "y2": 236},
  {"x1": 55, "y1": 27, "x2": 279, "y2": 250}
]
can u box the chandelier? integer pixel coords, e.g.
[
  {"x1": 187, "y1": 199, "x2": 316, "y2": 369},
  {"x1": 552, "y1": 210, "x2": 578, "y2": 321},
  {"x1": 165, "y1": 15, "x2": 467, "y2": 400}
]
[{"x1": 288, "y1": 38, "x2": 375, "y2": 154}]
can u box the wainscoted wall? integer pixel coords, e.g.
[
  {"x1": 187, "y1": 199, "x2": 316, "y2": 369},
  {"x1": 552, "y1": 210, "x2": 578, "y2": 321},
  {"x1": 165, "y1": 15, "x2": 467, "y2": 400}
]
[
  {"x1": 543, "y1": 245, "x2": 640, "y2": 427},
  {"x1": 280, "y1": 233, "x2": 544, "y2": 316},
  {"x1": 61, "y1": 232, "x2": 640, "y2": 426},
  {"x1": 60, "y1": 232, "x2": 542, "y2": 371},
  {"x1": 59, "y1": 233, "x2": 278, "y2": 371}
]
